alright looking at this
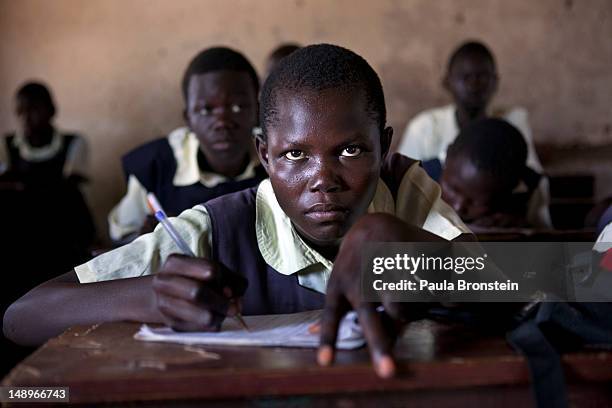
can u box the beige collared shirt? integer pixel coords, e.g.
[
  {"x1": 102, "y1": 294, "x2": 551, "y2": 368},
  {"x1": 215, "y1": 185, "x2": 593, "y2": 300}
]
[
  {"x1": 108, "y1": 127, "x2": 259, "y2": 241},
  {"x1": 80, "y1": 162, "x2": 470, "y2": 294}
]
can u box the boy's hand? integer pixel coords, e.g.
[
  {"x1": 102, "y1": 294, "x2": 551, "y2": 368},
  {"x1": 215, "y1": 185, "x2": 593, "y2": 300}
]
[
  {"x1": 318, "y1": 214, "x2": 440, "y2": 378},
  {"x1": 317, "y1": 214, "x2": 433, "y2": 378},
  {"x1": 318, "y1": 253, "x2": 403, "y2": 379},
  {"x1": 318, "y1": 253, "x2": 416, "y2": 379},
  {"x1": 152, "y1": 254, "x2": 247, "y2": 332}
]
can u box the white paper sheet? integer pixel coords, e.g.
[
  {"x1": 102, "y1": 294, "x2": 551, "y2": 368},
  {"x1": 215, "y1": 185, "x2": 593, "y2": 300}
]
[{"x1": 134, "y1": 309, "x2": 364, "y2": 350}]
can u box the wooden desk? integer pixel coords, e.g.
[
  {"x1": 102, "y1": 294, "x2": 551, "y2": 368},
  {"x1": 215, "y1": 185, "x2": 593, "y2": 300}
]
[{"x1": 3, "y1": 321, "x2": 611, "y2": 407}]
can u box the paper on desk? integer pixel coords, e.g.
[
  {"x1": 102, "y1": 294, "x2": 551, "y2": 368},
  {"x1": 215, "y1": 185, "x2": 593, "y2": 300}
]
[{"x1": 134, "y1": 309, "x2": 365, "y2": 350}]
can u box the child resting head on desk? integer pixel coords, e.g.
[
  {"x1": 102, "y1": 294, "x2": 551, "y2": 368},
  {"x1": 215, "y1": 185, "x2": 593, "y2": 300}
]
[
  {"x1": 421, "y1": 118, "x2": 549, "y2": 229},
  {"x1": 3, "y1": 44, "x2": 472, "y2": 378},
  {"x1": 394, "y1": 41, "x2": 552, "y2": 228}
]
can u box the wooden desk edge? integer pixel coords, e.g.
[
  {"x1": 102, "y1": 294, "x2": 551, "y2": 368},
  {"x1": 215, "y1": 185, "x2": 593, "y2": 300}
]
[{"x1": 3, "y1": 324, "x2": 612, "y2": 404}]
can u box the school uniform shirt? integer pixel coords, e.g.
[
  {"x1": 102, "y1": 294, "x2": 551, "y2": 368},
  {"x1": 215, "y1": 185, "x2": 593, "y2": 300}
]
[
  {"x1": 0, "y1": 128, "x2": 88, "y2": 181},
  {"x1": 396, "y1": 104, "x2": 541, "y2": 168},
  {"x1": 108, "y1": 126, "x2": 266, "y2": 241},
  {"x1": 397, "y1": 104, "x2": 551, "y2": 227},
  {"x1": 77, "y1": 154, "x2": 470, "y2": 312}
]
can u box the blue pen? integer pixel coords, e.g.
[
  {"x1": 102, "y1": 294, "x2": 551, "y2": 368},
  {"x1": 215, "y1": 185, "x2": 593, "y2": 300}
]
[
  {"x1": 147, "y1": 193, "x2": 196, "y2": 257},
  {"x1": 146, "y1": 193, "x2": 249, "y2": 331}
]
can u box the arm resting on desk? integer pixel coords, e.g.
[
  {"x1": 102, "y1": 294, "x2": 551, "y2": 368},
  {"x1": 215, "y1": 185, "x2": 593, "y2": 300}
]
[{"x1": 3, "y1": 270, "x2": 163, "y2": 347}]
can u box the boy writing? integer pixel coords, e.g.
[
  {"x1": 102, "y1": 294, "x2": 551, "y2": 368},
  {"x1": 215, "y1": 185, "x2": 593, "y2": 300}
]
[{"x1": 4, "y1": 44, "x2": 470, "y2": 377}]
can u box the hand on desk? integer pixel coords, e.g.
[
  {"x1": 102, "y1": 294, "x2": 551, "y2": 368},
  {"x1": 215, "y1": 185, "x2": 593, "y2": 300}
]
[
  {"x1": 317, "y1": 248, "x2": 402, "y2": 379},
  {"x1": 317, "y1": 214, "x2": 438, "y2": 379},
  {"x1": 153, "y1": 254, "x2": 247, "y2": 332}
]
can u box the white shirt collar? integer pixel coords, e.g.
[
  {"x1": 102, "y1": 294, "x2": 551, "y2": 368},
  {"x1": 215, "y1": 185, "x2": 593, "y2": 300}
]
[
  {"x1": 12, "y1": 128, "x2": 63, "y2": 162},
  {"x1": 167, "y1": 127, "x2": 258, "y2": 187}
]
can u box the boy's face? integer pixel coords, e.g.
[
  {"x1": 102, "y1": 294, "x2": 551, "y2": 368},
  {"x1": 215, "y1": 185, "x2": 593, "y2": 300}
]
[
  {"x1": 258, "y1": 89, "x2": 391, "y2": 247},
  {"x1": 16, "y1": 96, "x2": 53, "y2": 138},
  {"x1": 445, "y1": 54, "x2": 498, "y2": 111},
  {"x1": 185, "y1": 71, "x2": 258, "y2": 164},
  {"x1": 440, "y1": 154, "x2": 504, "y2": 222}
]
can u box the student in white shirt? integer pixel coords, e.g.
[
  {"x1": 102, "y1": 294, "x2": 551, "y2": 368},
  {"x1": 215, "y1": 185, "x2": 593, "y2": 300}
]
[{"x1": 396, "y1": 40, "x2": 551, "y2": 227}]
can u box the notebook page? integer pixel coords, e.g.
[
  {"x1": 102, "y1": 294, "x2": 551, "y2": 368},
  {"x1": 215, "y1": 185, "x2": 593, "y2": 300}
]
[{"x1": 135, "y1": 309, "x2": 364, "y2": 350}]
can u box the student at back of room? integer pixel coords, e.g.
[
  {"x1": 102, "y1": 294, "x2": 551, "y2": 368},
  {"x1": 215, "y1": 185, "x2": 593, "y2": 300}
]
[{"x1": 395, "y1": 40, "x2": 551, "y2": 227}]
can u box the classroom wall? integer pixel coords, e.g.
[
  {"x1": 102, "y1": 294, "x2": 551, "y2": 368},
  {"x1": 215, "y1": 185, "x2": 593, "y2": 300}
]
[{"x1": 1, "y1": 0, "x2": 611, "y2": 242}]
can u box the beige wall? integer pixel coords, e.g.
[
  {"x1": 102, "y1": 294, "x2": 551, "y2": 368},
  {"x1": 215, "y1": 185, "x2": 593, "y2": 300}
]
[{"x1": 1, "y1": 0, "x2": 611, "y2": 241}]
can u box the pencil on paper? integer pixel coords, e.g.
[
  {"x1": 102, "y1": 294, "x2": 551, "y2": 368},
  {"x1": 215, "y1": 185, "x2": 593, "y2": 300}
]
[{"x1": 146, "y1": 193, "x2": 249, "y2": 331}]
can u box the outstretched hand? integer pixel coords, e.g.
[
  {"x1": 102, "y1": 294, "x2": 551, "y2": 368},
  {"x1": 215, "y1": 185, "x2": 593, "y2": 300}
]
[{"x1": 317, "y1": 214, "x2": 441, "y2": 378}]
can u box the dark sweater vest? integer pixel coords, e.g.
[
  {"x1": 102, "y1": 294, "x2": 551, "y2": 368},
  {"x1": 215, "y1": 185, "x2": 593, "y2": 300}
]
[
  {"x1": 201, "y1": 153, "x2": 417, "y2": 315},
  {"x1": 203, "y1": 187, "x2": 326, "y2": 315},
  {"x1": 122, "y1": 137, "x2": 268, "y2": 216},
  {"x1": 5, "y1": 133, "x2": 77, "y2": 184}
]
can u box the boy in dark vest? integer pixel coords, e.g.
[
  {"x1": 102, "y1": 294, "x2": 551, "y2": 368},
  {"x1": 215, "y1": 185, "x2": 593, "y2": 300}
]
[
  {"x1": 109, "y1": 47, "x2": 267, "y2": 243},
  {"x1": 4, "y1": 45, "x2": 470, "y2": 375}
]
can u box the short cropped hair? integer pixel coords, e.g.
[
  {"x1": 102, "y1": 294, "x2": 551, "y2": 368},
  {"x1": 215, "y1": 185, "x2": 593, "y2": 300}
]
[
  {"x1": 447, "y1": 118, "x2": 527, "y2": 190},
  {"x1": 181, "y1": 47, "x2": 259, "y2": 102},
  {"x1": 260, "y1": 43, "x2": 386, "y2": 138},
  {"x1": 16, "y1": 82, "x2": 56, "y2": 116},
  {"x1": 448, "y1": 40, "x2": 496, "y2": 72}
]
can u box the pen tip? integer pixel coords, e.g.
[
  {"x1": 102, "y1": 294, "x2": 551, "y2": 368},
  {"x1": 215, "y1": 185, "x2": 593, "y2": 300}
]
[{"x1": 236, "y1": 314, "x2": 249, "y2": 332}]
